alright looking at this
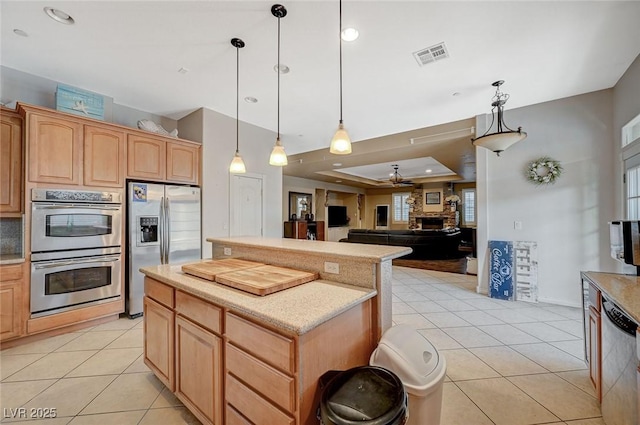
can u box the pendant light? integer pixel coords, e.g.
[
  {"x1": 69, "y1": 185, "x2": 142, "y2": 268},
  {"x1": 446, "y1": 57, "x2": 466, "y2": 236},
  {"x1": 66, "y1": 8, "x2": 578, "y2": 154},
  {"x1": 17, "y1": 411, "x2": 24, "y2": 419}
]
[
  {"x1": 329, "y1": 0, "x2": 352, "y2": 155},
  {"x1": 269, "y1": 4, "x2": 288, "y2": 166},
  {"x1": 472, "y1": 80, "x2": 527, "y2": 156},
  {"x1": 229, "y1": 38, "x2": 247, "y2": 174}
]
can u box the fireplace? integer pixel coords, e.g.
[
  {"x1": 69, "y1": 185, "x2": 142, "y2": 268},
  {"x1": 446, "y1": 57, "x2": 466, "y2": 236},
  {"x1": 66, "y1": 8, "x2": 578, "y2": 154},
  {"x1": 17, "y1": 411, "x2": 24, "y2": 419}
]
[{"x1": 420, "y1": 217, "x2": 444, "y2": 229}]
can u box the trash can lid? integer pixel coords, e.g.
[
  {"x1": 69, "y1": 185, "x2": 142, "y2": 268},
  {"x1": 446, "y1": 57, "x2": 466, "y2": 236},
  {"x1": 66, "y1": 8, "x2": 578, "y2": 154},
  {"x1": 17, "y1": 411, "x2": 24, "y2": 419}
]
[
  {"x1": 320, "y1": 366, "x2": 407, "y2": 425},
  {"x1": 370, "y1": 324, "x2": 446, "y2": 394}
]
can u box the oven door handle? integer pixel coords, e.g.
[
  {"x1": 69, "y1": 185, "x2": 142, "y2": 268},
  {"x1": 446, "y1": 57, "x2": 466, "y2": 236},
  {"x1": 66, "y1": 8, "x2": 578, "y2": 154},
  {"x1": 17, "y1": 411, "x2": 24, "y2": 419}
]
[
  {"x1": 34, "y1": 256, "x2": 120, "y2": 269},
  {"x1": 34, "y1": 204, "x2": 121, "y2": 211}
]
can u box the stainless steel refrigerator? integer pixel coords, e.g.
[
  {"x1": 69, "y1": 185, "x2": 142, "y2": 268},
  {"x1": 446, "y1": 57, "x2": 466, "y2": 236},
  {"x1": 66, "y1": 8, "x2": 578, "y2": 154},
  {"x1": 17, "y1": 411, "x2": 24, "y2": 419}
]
[{"x1": 127, "y1": 182, "x2": 201, "y2": 317}]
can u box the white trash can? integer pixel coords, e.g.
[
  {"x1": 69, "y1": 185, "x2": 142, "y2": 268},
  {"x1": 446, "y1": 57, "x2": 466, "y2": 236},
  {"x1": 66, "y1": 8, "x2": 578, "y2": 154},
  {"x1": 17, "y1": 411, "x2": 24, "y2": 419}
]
[{"x1": 370, "y1": 324, "x2": 447, "y2": 425}]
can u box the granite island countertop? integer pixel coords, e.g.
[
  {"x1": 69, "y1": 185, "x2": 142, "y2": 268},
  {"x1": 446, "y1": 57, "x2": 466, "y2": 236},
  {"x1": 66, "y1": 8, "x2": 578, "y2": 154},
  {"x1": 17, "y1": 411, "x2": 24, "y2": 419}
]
[
  {"x1": 141, "y1": 262, "x2": 376, "y2": 335},
  {"x1": 581, "y1": 271, "x2": 640, "y2": 323},
  {"x1": 207, "y1": 236, "x2": 412, "y2": 263}
]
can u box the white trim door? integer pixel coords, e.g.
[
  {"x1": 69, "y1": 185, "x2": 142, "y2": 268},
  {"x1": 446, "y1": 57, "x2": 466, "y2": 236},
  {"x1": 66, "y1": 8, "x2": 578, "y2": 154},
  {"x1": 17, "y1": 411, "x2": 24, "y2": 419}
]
[{"x1": 230, "y1": 173, "x2": 264, "y2": 237}]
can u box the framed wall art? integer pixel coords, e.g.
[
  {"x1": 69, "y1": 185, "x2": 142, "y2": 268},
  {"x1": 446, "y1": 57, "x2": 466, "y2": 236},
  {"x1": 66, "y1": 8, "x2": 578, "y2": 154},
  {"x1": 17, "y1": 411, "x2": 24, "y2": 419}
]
[{"x1": 425, "y1": 192, "x2": 441, "y2": 205}]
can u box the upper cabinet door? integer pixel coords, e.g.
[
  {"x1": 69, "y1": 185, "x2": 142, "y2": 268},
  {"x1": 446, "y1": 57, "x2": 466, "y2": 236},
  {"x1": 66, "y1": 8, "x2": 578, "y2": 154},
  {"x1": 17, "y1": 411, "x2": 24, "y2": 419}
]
[
  {"x1": 167, "y1": 141, "x2": 200, "y2": 185},
  {"x1": 28, "y1": 113, "x2": 83, "y2": 185},
  {"x1": 0, "y1": 112, "x2": 23, "y2": 214},
  {"x1": 84, "y1": 125, "x2": 125, "y2": 188},
  {"x1": 127, "y1": 135, "x2": 166, "y2": 181}
]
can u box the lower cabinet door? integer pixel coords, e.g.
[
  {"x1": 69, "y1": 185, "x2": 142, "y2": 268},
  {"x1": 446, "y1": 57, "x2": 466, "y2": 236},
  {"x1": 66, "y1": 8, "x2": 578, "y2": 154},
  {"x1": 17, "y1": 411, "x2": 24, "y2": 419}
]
[
  {"x1": 175, "y1": 315, "x2": 222, "y2": 425},
  {"x1": 588, "y1": 306, "x2": 601, "y2": 401},
  {"x1": 143, "y1": 297, "x2": 174, "y2": 391}
]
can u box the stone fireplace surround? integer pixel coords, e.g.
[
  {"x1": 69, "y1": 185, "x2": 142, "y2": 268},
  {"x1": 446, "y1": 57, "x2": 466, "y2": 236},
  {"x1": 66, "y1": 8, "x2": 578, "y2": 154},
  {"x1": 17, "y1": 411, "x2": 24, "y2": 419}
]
[{"x1": 408, "y1": 185, "x2": 458, "y2": 229}]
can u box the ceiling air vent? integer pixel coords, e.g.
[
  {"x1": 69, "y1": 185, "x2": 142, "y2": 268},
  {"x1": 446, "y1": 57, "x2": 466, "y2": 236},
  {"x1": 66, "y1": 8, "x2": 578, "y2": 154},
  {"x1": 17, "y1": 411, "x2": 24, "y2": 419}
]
[{"x1": 413, "y1": 42, "x2": 449, "y2": 67}]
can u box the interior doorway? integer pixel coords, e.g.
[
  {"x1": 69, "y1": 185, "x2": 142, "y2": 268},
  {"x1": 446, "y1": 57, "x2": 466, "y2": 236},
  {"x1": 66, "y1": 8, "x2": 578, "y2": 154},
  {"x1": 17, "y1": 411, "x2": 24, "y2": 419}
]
[{"x1": 375, "y1": 205, "x2": 389, "y2": 230}]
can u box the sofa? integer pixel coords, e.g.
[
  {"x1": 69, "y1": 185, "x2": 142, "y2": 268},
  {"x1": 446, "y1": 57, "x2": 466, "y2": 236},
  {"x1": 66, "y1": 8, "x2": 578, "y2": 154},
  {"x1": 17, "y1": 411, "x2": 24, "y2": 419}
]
[{"x1": 340, "y1": 228, "x2": 462, "y2": 259}]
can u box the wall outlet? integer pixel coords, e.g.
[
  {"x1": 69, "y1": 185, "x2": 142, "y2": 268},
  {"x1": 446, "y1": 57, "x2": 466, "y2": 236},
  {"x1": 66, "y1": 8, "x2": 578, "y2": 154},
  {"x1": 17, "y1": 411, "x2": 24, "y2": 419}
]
[
  {"x1": 324, "y1": 262, "x2": 340, "y2": 274},
  {"x1": 223, "y1": 247, "x2": 232, "y2": 256}
]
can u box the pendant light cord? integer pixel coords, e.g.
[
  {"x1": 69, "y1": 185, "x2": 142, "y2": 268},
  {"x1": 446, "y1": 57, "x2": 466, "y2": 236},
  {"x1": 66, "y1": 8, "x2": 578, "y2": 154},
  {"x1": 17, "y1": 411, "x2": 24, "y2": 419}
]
[
  {"x1": 277, "y1": 15, "x2": 281, "y2": 138},
  {"x1": 236, "y1": 43, "x2": 240, "y2": 153},
  {"x1": 339, "y1": 0, "x2": 343, "y2": 123}
]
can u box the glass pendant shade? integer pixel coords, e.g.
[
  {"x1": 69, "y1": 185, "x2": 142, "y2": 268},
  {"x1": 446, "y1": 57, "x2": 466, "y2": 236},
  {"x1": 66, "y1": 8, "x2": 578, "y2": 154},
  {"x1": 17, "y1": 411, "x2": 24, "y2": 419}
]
[
  {"x1": 330, "y1": 122, "x2": 352, "y2": 154},
  {"x1": 229, "y1": 151, "x2": 246, "y2": 173},
  {"x1": 472, "y1": 130, "x2": 527, "y2": 156},
  {"x1": 472, "y1": 80, "x2": 527, "y2": 156},
  {"x1": 269, "y1": 138, "x2": 288, "y2": 166}
]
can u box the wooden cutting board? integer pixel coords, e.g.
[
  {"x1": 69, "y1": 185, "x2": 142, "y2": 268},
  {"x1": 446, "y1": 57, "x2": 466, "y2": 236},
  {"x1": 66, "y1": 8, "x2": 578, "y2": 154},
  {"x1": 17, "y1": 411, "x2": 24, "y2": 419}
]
[
  {"x1": 181, "y1": 259, "x2": 265, "y2": 281},
  {"x1": 214, "y1": 265, "x2": 318, "y2": 296}
]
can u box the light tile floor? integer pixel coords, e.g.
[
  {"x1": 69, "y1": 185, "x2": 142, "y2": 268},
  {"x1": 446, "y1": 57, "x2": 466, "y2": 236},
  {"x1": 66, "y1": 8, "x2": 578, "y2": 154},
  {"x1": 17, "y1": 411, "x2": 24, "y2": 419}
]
[
  {"x1": 0, "y1": 266, "x2": 602, "y2": 425},
  {"x1": 391, "y1": 266, "x2": 603, "y2": 425}
]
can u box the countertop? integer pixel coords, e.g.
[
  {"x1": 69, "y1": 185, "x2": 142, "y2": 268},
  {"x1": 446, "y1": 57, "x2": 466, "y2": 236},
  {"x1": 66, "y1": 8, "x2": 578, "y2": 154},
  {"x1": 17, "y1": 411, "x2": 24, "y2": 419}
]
[
  {"x1": 141, "y1": 262, "x2": 377, "y2": 335},
  {"x1": 581, "y1": 271, "x2": 640, "y2": 324},
  {"x1": 207, "y1": 236, "x2": 412, "y2": 262}
]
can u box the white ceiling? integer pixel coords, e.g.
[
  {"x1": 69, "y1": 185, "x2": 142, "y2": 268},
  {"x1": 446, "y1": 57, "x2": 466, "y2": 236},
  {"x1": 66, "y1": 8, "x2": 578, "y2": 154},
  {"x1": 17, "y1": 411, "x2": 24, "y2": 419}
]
[{"x1": 2, "y1": 0, "x2": 640, "y2": 163}]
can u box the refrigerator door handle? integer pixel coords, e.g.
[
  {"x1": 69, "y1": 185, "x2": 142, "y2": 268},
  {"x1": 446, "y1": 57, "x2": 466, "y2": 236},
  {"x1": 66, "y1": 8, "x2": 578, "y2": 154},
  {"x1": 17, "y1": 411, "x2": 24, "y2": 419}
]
[
  {"x1": 165, "y1": 197, "x2": 171, "y2": 263},
  {"x1": 159, "y1": 196, "x2": 165, "y2": 264}
]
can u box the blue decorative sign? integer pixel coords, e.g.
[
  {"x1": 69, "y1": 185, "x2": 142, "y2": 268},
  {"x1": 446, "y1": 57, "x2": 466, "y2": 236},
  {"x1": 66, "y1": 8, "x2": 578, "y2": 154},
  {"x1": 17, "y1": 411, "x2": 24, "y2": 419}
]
[
  {"x1": 489, "y1": 240, "x2": 515, "y2": 300},
  {"x1": 56, "y1": 84, "x2": 105, "y2": 120}
]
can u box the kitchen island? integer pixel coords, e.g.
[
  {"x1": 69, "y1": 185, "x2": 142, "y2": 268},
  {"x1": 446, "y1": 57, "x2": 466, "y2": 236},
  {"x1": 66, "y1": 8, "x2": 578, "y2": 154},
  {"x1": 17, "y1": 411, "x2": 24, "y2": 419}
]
[{"x1": 141, "y1": 237, "x2": 410, "y2": 425}]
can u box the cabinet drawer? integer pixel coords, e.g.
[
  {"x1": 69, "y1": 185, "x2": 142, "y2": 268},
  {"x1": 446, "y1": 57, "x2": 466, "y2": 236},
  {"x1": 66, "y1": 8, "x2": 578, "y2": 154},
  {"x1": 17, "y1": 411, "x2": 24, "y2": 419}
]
[
  {"x1": 226, "y1": 404, "x2": 253, "y2": 425},
  {"x1": 226, "y1": 313, "x2": 294, "y2": 374},
  {"x1": 0, "y1": 263, "x2": 23, "y2": 282},
  {"x1": 226, "y1": 343, "x2": 295, "y2": 413},
  {"x1": 144, "y1": 278, "x2": 174, "y2": 308},
  {"x1": 226, "y1": 373, "x2": 294, "y2": 425},
  {"x1": 176, "y1": 290, "x2": 221, "y2": 334}
]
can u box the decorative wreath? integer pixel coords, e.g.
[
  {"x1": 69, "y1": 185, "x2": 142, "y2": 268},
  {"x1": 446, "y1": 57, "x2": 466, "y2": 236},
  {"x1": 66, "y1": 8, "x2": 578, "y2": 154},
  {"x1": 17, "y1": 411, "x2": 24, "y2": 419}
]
[{"x1": 526, "y1": 156, "x2": 563, "y2": 185}]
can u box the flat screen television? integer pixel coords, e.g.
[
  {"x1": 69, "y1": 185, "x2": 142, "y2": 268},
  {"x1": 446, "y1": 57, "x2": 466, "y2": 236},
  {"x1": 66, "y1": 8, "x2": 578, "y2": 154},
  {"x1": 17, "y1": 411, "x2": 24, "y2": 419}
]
[{"x1": 328, "y1": 205, "x2": 348, "y2": 227}]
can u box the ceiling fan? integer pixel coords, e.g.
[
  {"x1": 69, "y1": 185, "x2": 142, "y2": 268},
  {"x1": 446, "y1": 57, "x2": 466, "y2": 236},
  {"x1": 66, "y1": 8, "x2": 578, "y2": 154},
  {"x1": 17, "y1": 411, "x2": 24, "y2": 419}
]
[{"x1": 389, "y1": 164, "x2": 414, "y2": 187}]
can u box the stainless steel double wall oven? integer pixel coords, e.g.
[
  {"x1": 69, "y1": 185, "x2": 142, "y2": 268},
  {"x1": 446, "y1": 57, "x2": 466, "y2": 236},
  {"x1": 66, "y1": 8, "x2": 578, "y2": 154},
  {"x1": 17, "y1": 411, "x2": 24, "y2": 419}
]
[{"x1": 30, "y1": 189, "x2": 123, "y2": 317}]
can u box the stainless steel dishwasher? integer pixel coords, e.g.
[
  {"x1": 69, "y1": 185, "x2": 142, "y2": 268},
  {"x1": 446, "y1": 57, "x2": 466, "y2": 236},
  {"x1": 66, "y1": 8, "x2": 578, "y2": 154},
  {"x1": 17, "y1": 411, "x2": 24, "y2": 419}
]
[{"x1": 600, "y1": 296, "x2": 638, "y2": 425}]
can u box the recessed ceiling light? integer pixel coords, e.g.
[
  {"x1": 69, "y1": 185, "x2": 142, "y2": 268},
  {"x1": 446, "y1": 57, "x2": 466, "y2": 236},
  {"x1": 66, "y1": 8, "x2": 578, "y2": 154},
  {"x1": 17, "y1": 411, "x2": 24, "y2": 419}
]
[
  {"x1": 341, "y1": 28, "x2": 359, "y2": 42},
  {"x1": 333, "y1": 163, "x2": 342, "y2": 167},
  {"x1": 13, "y1": 29, "x2": 28, "y2": 37},
  {"x1": 273, "y1": 64, "x2": 290, "y2": 74},
  {"x1": 426, "y1": 169, "x2": 433, "y2": 173},
  {"x1": 244, "y1": 96, "x2": 258, "y2": 103},
  {"x1": 44, "y1": 7, "x2": 75, "y2": 25}
]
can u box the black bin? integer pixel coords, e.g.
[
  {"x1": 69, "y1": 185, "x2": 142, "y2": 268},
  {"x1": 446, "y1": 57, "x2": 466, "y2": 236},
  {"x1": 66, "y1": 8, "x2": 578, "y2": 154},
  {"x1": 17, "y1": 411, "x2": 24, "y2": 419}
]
[{"x1": 319, "y1": 366, "x2": 408, "y2": 425}]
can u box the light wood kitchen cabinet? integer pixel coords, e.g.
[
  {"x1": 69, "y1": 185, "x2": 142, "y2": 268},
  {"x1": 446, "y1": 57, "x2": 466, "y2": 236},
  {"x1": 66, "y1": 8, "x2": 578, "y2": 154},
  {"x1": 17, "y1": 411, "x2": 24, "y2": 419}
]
[
  {"x1": 0, "y1": 263, "x2": 24, "y2": 341},
  {"x1": 174, "y1": 290, "x2": 223, "y2": 425},
  {"x1": 27, "y1": 112, "x2": 83, "y2": 185},
  {"x1": 175, "y1": 315, "x2": 223, "y2": 425},
  {"x1": 127, "y1": 135, "x2": 200, "y2": 185},
  {"x1": 144, "y1": 295, "x2": 175, "y2": 391},
  {"x1": 167, "y1": 141, "x2": 200, "y2": 184},
  {"x1": 0, "y1": 110, "x2": 23, "y2": 215},
  {"x1": 143, "y1": 274, "x2": 374, "y2": 425},
  {"x1": 587, "y1": 281, "x2": 602, "y2": 403},
  {"x1": 84, "y1": 125, "x2": 125, "y2": 187},
  {"x1": 225, "y1": 312, "x2": 296, "y2": 424},
  {"x1": 127, "y1": 134, "x2": 166, "y2": 181}
]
